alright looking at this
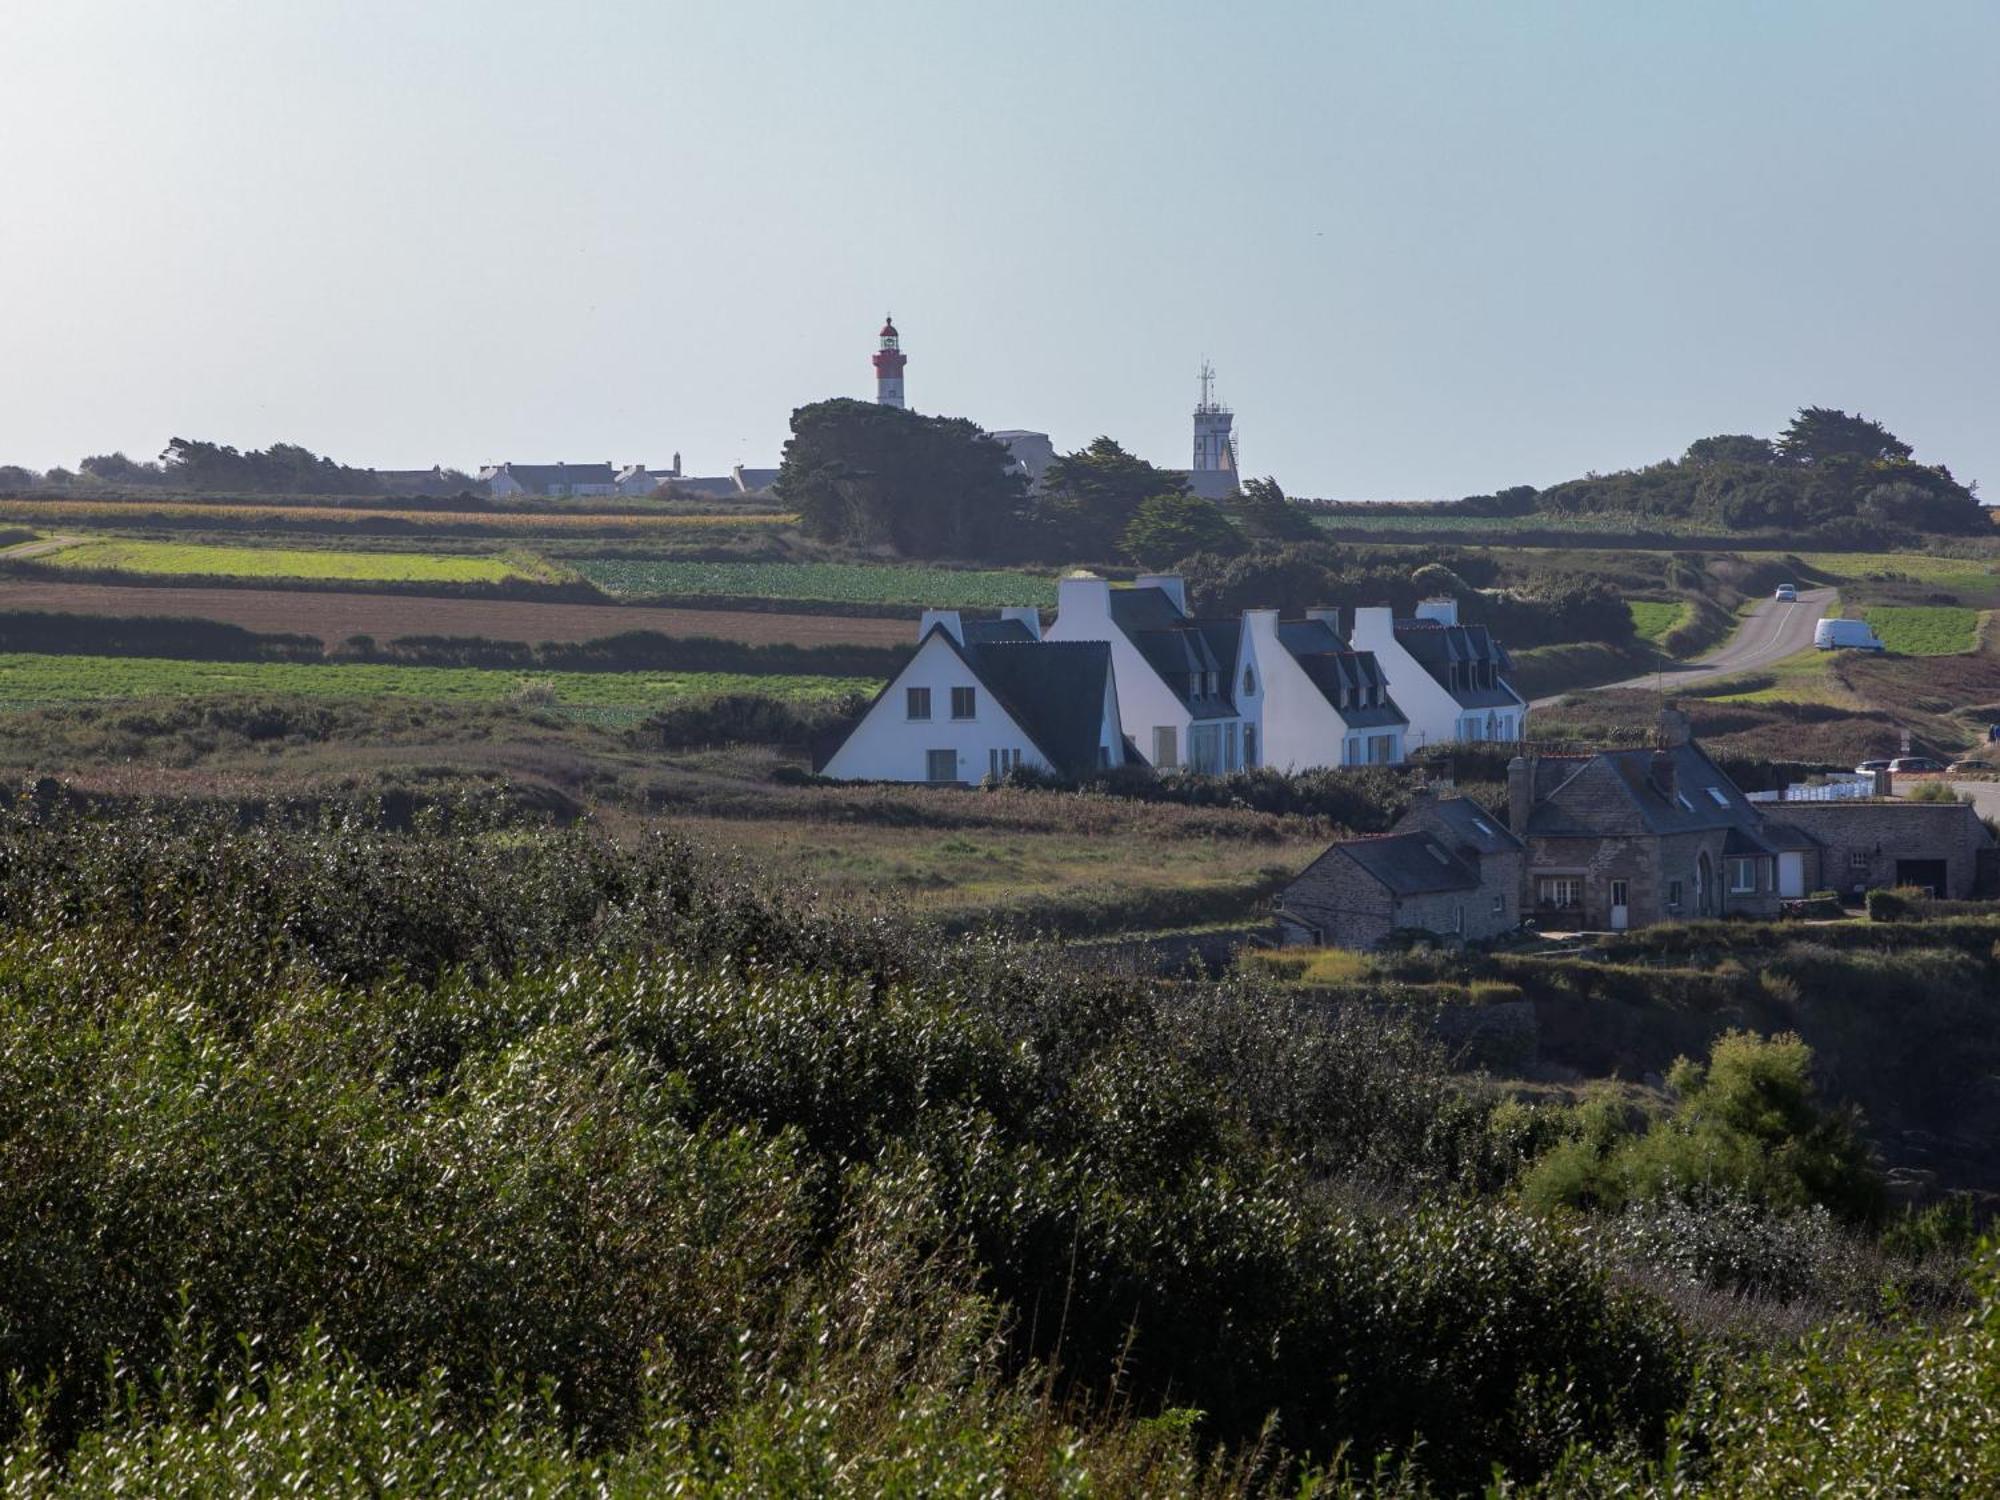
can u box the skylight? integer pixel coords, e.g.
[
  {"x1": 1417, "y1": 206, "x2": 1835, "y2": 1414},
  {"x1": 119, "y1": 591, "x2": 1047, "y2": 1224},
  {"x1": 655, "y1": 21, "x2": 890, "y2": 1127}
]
[
  {"x1": 1426, "y1": 843, "x2": 1451, "y2": 865},
  {"x1": 1706, "y1": 787, "x2": 1730, "y2": 807},
  {"x1": 1675, "y1": 792, "x2": 1694, "y2": 812},
  {"x1": 1472, "y1": 818, "x2": 1495, "y2": 836}
]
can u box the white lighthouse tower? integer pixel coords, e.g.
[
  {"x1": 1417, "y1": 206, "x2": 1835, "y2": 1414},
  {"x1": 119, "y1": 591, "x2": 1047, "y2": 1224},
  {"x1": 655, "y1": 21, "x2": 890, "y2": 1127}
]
[
  {"x1": 873, "y1": 315, "x2": 907, "y2": 409},
  {"x1": 1188, "y1": 360, "x2": 1238, "y2": 497}
]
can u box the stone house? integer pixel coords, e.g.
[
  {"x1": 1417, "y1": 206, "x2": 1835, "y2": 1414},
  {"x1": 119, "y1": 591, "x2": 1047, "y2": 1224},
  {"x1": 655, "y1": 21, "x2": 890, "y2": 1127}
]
[
  {"x1": 1774, "y1": 798, "x2": 1994, "y2": 900},
  {"x1": 1277, "y1": 793, "x2": 1524, "y2": 949},
  {"x1": 1509, "y1": 714, "x2": 1790, "y2": 930}
]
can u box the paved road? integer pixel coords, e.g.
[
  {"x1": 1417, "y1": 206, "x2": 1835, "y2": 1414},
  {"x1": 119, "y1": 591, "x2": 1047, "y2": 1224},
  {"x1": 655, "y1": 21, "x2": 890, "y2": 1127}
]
[
  {"x1": 1937, "y1": 779, "x2": 2000, "y2": 822},
  {"x1": 1532, "y1": 587, "x2": 1836, "y2": 707},
  {"x1": 0, "y1": 534, "x2": 83, "y2": 560}
]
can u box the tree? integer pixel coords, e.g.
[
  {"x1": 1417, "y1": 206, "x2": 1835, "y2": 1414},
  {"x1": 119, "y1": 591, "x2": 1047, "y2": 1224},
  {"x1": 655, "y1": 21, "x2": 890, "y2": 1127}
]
[
  {"x1": 1232, "y1": 475, "x2": 1320, "y2": 542},
  {"x1": 80, "y1": 451, "x2": 166, "y2": 485},
  {"x1": 1683, "y1": 434, "x2": 1777, "y2": 466},
  {"x1": 1035, "y1": 437, "x2": 1188, "y2": 560},
  {"x1": 0, "y1": 465, "x2": 39, "y2": 492},
  {"x1": 1121, "y1": 493, "x2": 1243, "y2": 567},
  {"x1": 1777, "y1": 407, "x2": 1913, "y2": 466},
  {"x1": 773, "y1": 399, "x2": 1028, "y2": 560}
]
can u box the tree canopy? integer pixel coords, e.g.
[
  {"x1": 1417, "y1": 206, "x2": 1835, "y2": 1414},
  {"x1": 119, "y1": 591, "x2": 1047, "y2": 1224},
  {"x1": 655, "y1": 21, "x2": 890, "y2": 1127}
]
[
  {"x1": 1121, "y1": 493, "x2": 1243, "y2": 567},
  {"x1": 1033, "y1": 437, "x2": 1188, "y2": 561},
  {"x1": 773, "y1": 399, "x2": 1029, "y2": 559},
  {"x1": 159, "y1": 438, "x2": 385, "y2": 496}
]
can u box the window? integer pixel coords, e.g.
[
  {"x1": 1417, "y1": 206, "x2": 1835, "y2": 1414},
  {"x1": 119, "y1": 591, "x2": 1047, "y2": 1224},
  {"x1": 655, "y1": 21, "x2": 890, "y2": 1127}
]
[
  {"x1": 1848, "y1": 851, "x2": 1870, "y2": 872},
  {"x1": 1537, "y1": 876, "x2": 1582, "y2": 909},
  {"x1": 926, "y1": 749, "x2": 956, "y2": 783},
  {"x1": 1244, "y1": 724, "x2": 1258, "y2": 769},
  {"x1": 1098, "y1": 744, "x2": 1111, "y2": 769},
  {"x1": 1152, "y1": 726, "x2": 1178, "y2": 769},
  {"x1": 1224, "y1": 722, "x2": 1240, "y2": 771},
  {"x1": 1454, "y1": 905, "x2": 1465, "y2": 934},
  {"x1": 1675, "y1": 792, "x2": 1694, "y2": 812},
  {"x1": 1206, "y1": 671, "x2": 1219, "y2": 698},
  {"x1": 1610, "y1": 879, "x2": 1629, "y2": 910},
  {"x1": 1242, "y1": 667, "x2": 1255, "y2": 695},
  {"x1": 1706, "y1": 787, "x2": 1730, "y2": 807},
  {"x1": 951, "y1": 686, "x2": 976, "y2": 720},
  {"x1": 1728, "y1": 857, "x2": 1757, "y2": 894},
  {"x1": 906, "y1": 687, "x2": 931, "y2": 721},
  {"x1": 1188, "y1": 723, "x2": 1222, "y2": 774},
  {"x1": 987, "y1": 747, "x2": 1022, "y2": 779},
  {"x1": 1667, "y1": 880, "x2": 1684, "y2": 908},
  {"x1": 1343, "y1": 738, "x2": 1361, "y2": 767},
  {"x1": 1368, "y1": 734, "x2": 1396, "y2": 764},
  {"x1": 1491, "y1": 894, "x2": 1505, "y2": 916}
]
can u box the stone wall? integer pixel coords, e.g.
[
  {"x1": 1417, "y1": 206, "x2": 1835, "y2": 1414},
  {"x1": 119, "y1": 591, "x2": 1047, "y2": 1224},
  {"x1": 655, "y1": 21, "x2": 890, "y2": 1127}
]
[{"x1": 1774, "y1": 799, "x2": 1995, "y2": 900}]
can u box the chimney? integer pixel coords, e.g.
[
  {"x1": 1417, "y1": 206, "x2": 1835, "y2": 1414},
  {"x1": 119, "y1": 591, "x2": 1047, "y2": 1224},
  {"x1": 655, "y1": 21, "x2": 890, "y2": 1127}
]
[
  {"x1": 1507, "y1": 755, "x2": 1535, "y2": 836},
  {"x1": 1305, "y1": 606, "x2": 1342, "y2": 634},
  {"x1": 1000, "y1": 606, "x2": 1043, "y2": 641},
  {"x1": 1652, "y1": 750, "x2": 1677, "y2": 800},
  {"x1": 1349, "y1": 605, "x2": 1394, "y2": 648},
  {"x1": 671, "y1": 451, "x2": 681, "y2": 476},
  {"x1": 918, "y1": 609, "x2": 964, "y2": 645},
  {"x1": 1657, "y1": 707, "x2": 1692, "y2": 748},
  {"x1": 1057, "y1": 571, "x2": 1112, "y2": 623},
  {"x1": 1415, "y1": 596, "x2": 1459, "y2": 627},
  {"x1": 1134, "y1": 573, "x2": 1187, "y2": 615}
]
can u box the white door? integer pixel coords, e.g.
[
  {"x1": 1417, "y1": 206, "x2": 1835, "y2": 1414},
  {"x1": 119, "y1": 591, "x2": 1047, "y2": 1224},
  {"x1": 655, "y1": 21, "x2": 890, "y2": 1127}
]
[
  {"x1": 1609, "y1": 879, "x2": 1629, "y2": 931},
  {"x1": 1778, "y1": 851, "x2": 1805, "y2": 899}
]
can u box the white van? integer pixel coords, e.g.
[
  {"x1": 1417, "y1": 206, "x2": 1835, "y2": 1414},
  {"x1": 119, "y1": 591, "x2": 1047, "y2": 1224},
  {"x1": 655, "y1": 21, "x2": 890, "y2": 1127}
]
[{"x1": 1814, "y1": 618, "x2": 1885, "y2": 652}]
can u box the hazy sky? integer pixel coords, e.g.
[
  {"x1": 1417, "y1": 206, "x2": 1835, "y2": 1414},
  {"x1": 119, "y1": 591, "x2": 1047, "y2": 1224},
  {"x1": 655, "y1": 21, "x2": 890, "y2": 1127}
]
[{"x1": 3, "y1": 0, "x2": 1995, "y2": 499}]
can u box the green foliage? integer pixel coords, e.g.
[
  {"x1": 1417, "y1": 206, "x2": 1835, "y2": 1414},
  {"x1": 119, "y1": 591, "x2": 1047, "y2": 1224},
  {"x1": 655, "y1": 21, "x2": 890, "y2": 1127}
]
[
  {"x1": 1232, "y1": 476, "x2": 1321, "y2": 542},
  {"x1": 1683, "y1": 433, "x2": 1777, "y2": 466},
  {"x1": 1778, "y1": 405, "x2": 1914, "y2": 466},
  {"x1": 774, "y1": 398, "x2": 1029, "y2": 558},
  {"x1": 1628, "y1": 600, "x2": 1687, "y2": 644},
  {"x1": 576, "y1": 556, "x2": 1054, "y2": 606},
  {"x1": 1035, "y1": 437, "x2": 1190, "y2": 560},
  {"x1": 1121, "y1": 492, "x2": 1244, "y2": 567},
  {"x1": 1520, "y1": 1031, "x2": 1882, "y2": 1222}
]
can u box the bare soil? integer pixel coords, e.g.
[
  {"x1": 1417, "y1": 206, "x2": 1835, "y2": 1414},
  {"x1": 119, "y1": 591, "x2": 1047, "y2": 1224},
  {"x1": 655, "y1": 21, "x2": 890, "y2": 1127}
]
[{"x1": 0, "y1": 579, "x2": 915, "y2": 649}]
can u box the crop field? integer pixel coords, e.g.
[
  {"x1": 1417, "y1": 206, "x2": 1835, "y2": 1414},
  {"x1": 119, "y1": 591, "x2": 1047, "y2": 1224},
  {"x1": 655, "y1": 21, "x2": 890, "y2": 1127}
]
[
  {"x1": 0, "y1": 652, "x2": 879, "y2": 718},
  {"x1": 1627, "y1": 599, "x2": 1687, "y2": 643},
  {"x1": 1864, "y1": 605, "x2": 1982, "y2": 656},
  {"x1": 0, "y1": 497, "x2": 793, "y2": 535},
  {"x1": 31, "y1": 538, "x2": 545, "y2": 584},
  {"x1": 577, "y1": 558, "x2": 1056, "y2": 607}
]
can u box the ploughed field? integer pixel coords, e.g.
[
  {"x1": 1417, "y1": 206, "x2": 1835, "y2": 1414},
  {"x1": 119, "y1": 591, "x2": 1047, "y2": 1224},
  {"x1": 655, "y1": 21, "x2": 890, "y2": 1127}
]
[
  {"x1": 576, "y1": 558, "x2": 1055, "y2": 608},
  {"x1": 0, "y1": 579, "x2": 918, "y2": 649}
]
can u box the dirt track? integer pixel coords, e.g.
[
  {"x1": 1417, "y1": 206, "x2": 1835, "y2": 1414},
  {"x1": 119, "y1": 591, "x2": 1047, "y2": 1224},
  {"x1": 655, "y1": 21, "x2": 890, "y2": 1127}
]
[{"x1": 0, "y1": 579, "x2": 916, "y2": 649}]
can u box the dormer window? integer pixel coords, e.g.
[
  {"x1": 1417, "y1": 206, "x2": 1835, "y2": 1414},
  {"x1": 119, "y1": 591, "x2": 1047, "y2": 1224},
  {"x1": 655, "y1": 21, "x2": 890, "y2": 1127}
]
[{"x1": 1242, "y1": 667, "x2": 1255, "y2": 695}]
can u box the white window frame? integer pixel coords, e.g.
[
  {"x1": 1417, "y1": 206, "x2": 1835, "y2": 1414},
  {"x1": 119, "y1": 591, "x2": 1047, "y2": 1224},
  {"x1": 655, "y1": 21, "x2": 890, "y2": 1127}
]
[{"x1": 1728, "y1": 857, "x2": 1757, "y2": 894}]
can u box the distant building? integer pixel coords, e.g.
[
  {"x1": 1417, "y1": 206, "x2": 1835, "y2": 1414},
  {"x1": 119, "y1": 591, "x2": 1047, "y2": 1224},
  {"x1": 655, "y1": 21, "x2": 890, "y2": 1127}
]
[
  {"x1": 479, "y1": 462, "x2": 620, "y2": 499},
  {"x1": 873, "y1": 315, "x2": 907, "y2": 409},
  {"x1": 987, "y1": 430, "x2": 1057, "y2": 488},
  {"x1": 1181, "y1": 360, "x2": 1239, "y2": 500}
]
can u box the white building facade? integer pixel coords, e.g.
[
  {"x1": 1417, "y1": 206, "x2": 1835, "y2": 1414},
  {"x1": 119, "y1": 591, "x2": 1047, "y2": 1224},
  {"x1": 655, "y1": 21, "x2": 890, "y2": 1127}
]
[{"x1": 1348, "y1": 598, "x2": 1528, "y2": 750}]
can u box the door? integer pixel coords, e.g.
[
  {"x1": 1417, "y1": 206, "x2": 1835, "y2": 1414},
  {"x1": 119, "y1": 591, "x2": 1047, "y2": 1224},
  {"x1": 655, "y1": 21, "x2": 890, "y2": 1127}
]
[
  {"x1": 1777, "y1": 851, "x2": 1805, "y2": 899},
  {"x1": 1608, "y1": 879, "x2": 1629, "y2": 932},
  {"x1": 1895, "y1": 859, "x2": 1948, "y2": 898},
  {"x1": 925, "y1": 749, "x2": 956, "y2": 783}
]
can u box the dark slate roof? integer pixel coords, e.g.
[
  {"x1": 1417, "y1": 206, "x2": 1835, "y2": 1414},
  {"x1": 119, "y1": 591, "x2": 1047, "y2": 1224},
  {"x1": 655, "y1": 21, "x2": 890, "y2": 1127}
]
[
  {"x1": 658, "y1": 475, "x2": 741, "y2": 498},
  {"x1": 1422, "y1": 795, "x2": 1524, "y2": 854},
  {"x1": 1277, "y1": 620, "x2": 1409, "y2": 729},
  {"x1": 1102, "y1": 589, "x2": 1238, "y2": 720},
  {"x1": 1723, "y1": 824, "x2": 1777, "y2": 858},
  {"x1": 735, "y1": 468, "x2": 780, "y2": 491},
  {"x1": 496, "y1": 463, "x2": 617, "y2": 489},
  {"x1": 1526, "y1": 743, "x2": 1768, "y2": 839},
  {"x1": 1394, "y1": 620, "x2": 1522, "y2": 709},
  {"x1": 961, "y1": 617, "x2": 1037, "y2": 646},
  {"x1": 1107, "y1": 586, "x2": 1189, "y2": 635},
  {"x1": 1334, "y1": 832, "x2": 1481, "y2": 896},
  {"x1": 1758, "y1": 819, "x2": 1822, "y2": 852},
  {"x1": 959, "y1": 638, "x2": 1115, "y2": 778}
]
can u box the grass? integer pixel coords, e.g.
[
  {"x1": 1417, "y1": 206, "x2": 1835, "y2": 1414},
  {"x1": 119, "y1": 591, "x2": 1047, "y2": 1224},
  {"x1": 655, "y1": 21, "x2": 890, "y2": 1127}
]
[
  {"x1": 0, "y1": 652, "x2": 878, "y2": 719},
  {"x1": 1693, "y1": 648, "x2": 1853, "y2": 706},
  {"x1": 576, "y1": 558, "x2": 1056, "y2": 607},
  {"x1": 1627, "y1": 599, "x2": 1689, "y2": 645},
  {"x1": 1240, "y1": 947, "x2": 1374, "y2": 985},
  {"x1": 1309, "y1": 510, "x2": 1738, "y2": 537},
  {"x1": 1863, "y1": 605, "x2": 1981, "y2": 656},
  {"x1": 36, "y1": 538, "x2": 546, "y2": 584}
]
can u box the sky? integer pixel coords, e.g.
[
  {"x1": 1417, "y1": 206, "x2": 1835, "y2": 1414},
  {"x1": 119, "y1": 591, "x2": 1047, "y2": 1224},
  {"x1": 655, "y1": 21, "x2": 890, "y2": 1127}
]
[{"x1": 1, "y1": 0, "x2": 1995, "y2": 500}]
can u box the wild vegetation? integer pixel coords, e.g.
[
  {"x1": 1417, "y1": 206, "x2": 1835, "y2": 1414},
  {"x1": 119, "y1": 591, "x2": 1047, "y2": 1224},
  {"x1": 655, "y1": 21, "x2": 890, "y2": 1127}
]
[
  {"x1": 577, "y1": 556, "x2": 1053, "y2": 607},
  {"x1": 0, "y1": 807, "x2": 1991, "y2": 1494}
]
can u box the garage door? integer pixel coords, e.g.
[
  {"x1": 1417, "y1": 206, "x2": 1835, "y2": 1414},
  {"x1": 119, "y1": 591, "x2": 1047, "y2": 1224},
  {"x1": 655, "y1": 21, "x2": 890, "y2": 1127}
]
[{"x1": 1894, "y1": 858, "x2": 1947, "y2": 897}]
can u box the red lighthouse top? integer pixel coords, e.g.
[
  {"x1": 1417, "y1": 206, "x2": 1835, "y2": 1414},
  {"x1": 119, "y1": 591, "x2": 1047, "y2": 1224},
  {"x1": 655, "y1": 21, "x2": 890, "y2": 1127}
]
[
  {"x1": 879, "y1": 315, "x2": 898, "y2": 339},
  {"x1": 873, "y1": 313, "x2": 906, "y2": 381}
]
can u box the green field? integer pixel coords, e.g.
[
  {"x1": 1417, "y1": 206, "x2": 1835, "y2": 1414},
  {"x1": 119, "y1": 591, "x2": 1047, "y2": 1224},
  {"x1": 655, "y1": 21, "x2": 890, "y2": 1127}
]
[
  {"x1": 1864, "y1": 605, "x2": 1982, "y2": 655},
  {"x1": 37, "y1": 538, "x2": 540, "y2": 584},
  {"x1": 1627, "y1": 599, "x2": 1687, "y2": 644},
  {"x1": 0, "y1": 652, "x2": 879, "y2": 719},
  {"x1": 1309, "y1": 510, "x2": 1737, "y2": 537},
  {"x1": 576, "y1": 558, "x2": 1056, "y2": 607}
]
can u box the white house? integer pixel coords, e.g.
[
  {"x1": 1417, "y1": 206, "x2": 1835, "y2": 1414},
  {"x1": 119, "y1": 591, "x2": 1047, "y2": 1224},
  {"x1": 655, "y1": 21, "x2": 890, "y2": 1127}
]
[
  {"x1": 479, "y1": 462, "x2": 621, "y2": 499},
  {"x1": 1348, "y1": 598, "x2": 1527, "y2": 749},
  {"x1": 819, "y1": 610, "x2": 1129, "y2": 784},
  {"x1": 1237, "y1": 610, "x2": 1409, "y2": 770},
  {"x1": 1045, "y1": 573, "x2": 1246, "y2": 773},
  {"x1": 1046, "y1": 572, "x2": 1410, "y2": 773}
]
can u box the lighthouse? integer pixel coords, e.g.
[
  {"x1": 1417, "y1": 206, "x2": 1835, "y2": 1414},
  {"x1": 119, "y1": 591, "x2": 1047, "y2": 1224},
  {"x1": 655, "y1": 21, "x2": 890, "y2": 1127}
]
[
  {"x1": 873, "y1": 315, "x2": 907, "y2": 409},
  {"x1": 1188, "y1": 360, "x2": 1238, "y2": 498}
]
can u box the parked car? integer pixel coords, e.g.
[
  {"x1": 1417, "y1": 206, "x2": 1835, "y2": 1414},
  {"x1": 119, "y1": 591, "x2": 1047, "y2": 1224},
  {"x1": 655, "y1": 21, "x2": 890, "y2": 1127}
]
[
  {"x1": 1814, "y1": 618, "x2": 1885, "y2": 652},
  {"x1": 1854, "y1": 759, "x2": 1892, "y2": 775},
  {"x1": 1774, "y1": 583, "x2": 1797, "y2": 602},
  {"x1": 1947, "y1": 759, "x2": 1987, "y2": 774},
  {"x1": 1888, "y1": 756, "x2": 1948, "y2": 774}
]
